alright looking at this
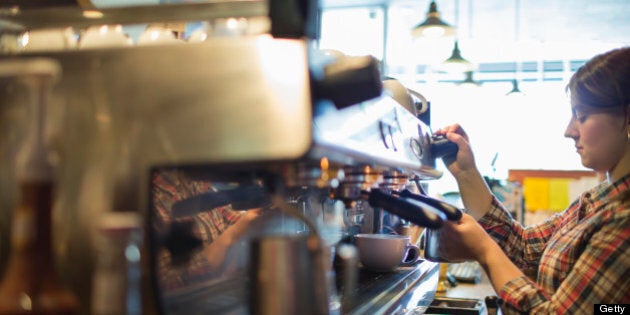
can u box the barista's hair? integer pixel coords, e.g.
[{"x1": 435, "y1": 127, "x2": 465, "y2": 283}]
[{"x1": 567, "y1": 46, "x2": 630, "y2": 116}]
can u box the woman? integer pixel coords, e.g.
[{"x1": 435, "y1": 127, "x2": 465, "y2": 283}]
[{"x1": 435, "y1": 47, "x2": 630, "y2": 314}]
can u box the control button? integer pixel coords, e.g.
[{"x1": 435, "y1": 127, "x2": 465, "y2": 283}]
[{"x1": 410, "y1": 138, "x2": 423, "y2": 159}]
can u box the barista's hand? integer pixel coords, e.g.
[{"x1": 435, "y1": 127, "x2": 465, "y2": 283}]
[
  {"x1": 437, "y1": 213, "x2": 496, "y2": 263},
  {"x1": 435, "y1": 124, "x2": 492, "y2": 220},
  {"x1": 204, "y1": 208, "x2": 263, "y2": 270},
  {"x1": 439, "y1": 214, "x2": 527, "y2": 298},
  {"x1": 434, "y1": 124, "x2": 477, "y2": 179}
]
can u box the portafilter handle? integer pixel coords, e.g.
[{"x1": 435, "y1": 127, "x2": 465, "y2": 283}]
[
  {"x1": 367, "y1": 189, "x2": 445, "y2": 229},
  {"x1": 171, "y1": 185, "x2": 270, "y2": 218},
  {"x1": 398, "y1": 189, "x2": 463, "y2": 221}
]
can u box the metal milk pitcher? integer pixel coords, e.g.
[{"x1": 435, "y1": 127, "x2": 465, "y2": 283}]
[{"x1": 249, "y1": 234, "x2": 330, "y2": 315}]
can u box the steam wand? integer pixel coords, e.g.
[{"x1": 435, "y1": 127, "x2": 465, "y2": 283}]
[{"x1": 269, "y1": 194, "x2": 321, "y2": 240}]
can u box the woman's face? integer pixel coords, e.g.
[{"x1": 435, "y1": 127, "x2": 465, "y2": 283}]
[{"x1": 564, "y1": 104, "x2": 628, "y2": 173}]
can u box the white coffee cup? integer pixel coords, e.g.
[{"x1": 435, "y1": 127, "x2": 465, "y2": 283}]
[
  {"x1": 79, "y1": 25, "x2": 132, "y2": 49},
  {"x1": 355, "y1": 233, "x2": 421, "y2": 271},
  {"x1": 19, "y1": 27, "x2": 77, "y2": 52},
  {"x1": 137, "y1": 25, "x2": 182, "y2": 46}
]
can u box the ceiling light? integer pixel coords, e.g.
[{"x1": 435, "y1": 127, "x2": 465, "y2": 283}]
[
  {"x1": 411, "y1": 1, "x2": 456, "y2": 38},
  {"x1": 440, "y1": 40, "x2": 475, "y2": 73},
  {"x1": 506, "y1": 79, "x2": 525, "y2": 96},
  {"x1": 82, "y1": 10, "x2": 103, "y2": 19},
  {"x1": 457, "y1": 71, "x2": 482, "y2": 87}
]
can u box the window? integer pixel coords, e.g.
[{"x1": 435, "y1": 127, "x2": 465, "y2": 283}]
[
  {"x1": 318, "y1": 7, "x2": 385, "y2": 59},
  {"x1": 318, "y1": 1, "x2": 628, "y2": 194}
]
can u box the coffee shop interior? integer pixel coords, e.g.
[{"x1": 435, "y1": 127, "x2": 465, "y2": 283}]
[
  {"x1": 316, "y1": 0, "x2": 629, "y2": 311},
  {"x1": 0, "y1": 0, "x2": 629, "y2": 314},
  {"x1": 84, "y1": 0, "x2": 630, "y2": 220},
  {"x1": 318, "y1": 0, "x2": 629, "y2": 219}
]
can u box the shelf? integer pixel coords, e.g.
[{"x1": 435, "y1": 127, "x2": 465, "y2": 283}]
[{"x1": 0, "y1": 0, "x2": 267, "y2": 32}]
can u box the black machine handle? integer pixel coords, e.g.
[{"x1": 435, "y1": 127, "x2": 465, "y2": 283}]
[
  {"x1": 367, "y1": 189, "x2": 445, "y2": 229},
  {"x1": 313, "y1": 55, "x2": 383, "y2": 109},
  {"x1": 171, "y1": 185, "x2": 270, "y2": 218},
  {"x1": 430, "y1": 134, "x2": 459, "y2": 160},
  {"x1": 398, "y1": 189, "x2": 463, "y2": 221}
]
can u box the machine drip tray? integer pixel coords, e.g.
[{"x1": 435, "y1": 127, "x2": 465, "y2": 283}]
[
  {"x1": 341, "y1": 261, "x2": 439, "y2": 314},
  {"x1": 425, "y1": 297, "x2": 485, "y2": 315}
]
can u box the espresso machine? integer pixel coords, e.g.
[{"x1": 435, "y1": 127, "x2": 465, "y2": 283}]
[{"x1": 0, "y1": 1, "x2": 462, "y2": 314}]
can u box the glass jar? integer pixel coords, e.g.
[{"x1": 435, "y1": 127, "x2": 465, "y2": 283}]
[{"x1": 91, "y1": 212, "x2": 143, "y2": 315}]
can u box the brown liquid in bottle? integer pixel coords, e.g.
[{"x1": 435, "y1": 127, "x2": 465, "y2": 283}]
[
  {"x1": 0, "y1": 58, "x2": 79, "y2": 315},
  {"x1": 0, "y1": 180, "x2": 80, "y2": 315}
]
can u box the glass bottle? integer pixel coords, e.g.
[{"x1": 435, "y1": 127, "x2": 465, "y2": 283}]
[{"x1": 0, "y1": 59, "x2": 80, "y2": 314}]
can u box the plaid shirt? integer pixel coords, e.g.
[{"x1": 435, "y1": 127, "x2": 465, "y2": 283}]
[
  {"x1": 479, "y1": 174, "x2": 630, "y2": 314},
  {"x1": 151, "y1": 169, "x2": 245, "y2": 291}
]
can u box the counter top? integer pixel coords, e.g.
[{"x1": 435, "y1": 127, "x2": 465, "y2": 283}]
[
  {"x1": 159, "y1": 259, "x2": 439, "y2": 315},
  {"x1": 435, "y1": 270, "x2": 498, "y2": 315},
  {"x1": 346, "y1": 260, "x2": 439, "y2": 315},
  {"x1": 438, "y1": 276, "x2": 495, "y2": 301}
]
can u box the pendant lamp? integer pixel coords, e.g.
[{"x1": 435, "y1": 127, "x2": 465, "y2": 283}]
[
  {"x1": 506, "y1": 79, "x2": 524, "y2": 96},
  {"x1": 457, "y1": 71, "x2": 481, "y2": 87},
  {"x1": 440, "y1": 40, "x2": 475, "y2": 73},
  {"x1": 411, "y1": 1, "x2": 456, "y2": 38}
]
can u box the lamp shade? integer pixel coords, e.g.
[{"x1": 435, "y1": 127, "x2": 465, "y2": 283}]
[
  {"x1": 457, "y1": 71, "x2": 482, "y2": 87},
  {"x1": 506, "y1": 79, "x2": 525, "y2": 96},
  {"x1": 411, "y1": 1, "x2": 456, "y2": 38},
  {"x1": 440, "y1": 41, "x2": 475, "y2": 73}
]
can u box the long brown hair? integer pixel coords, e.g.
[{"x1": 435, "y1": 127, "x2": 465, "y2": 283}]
[{"x1": 567, "y1": 47, "x2": 630, "y2": 117}]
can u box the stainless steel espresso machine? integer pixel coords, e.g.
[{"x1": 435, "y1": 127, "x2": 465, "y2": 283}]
[{"x1": 0, "y1": 1, "x2": 462, "y2": 314}]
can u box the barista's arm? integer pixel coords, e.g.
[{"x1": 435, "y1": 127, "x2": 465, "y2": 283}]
[
  {"x1": 202, "y1": 208, "x2": 261, "y2": 270},
  {"x1": 476, "y1": 239, "x2": 526, "y2": 299},
  {"x1": 436, "y1": 124, "x2": 494, "y2": 220},
  {"x1": 441, "y1": 215, "x2": 528, "y2": 312},
  {"x1": 454, "y1": 168, "x2": 494, "y2": 220}
]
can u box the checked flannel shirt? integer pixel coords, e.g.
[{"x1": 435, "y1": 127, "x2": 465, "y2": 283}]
[
  {"x1": 478, "y1": 174, "x2": 630, "y2": 314},
  {"x1": 151, "y1": 169, "x2": 245, "y2": 291}
]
